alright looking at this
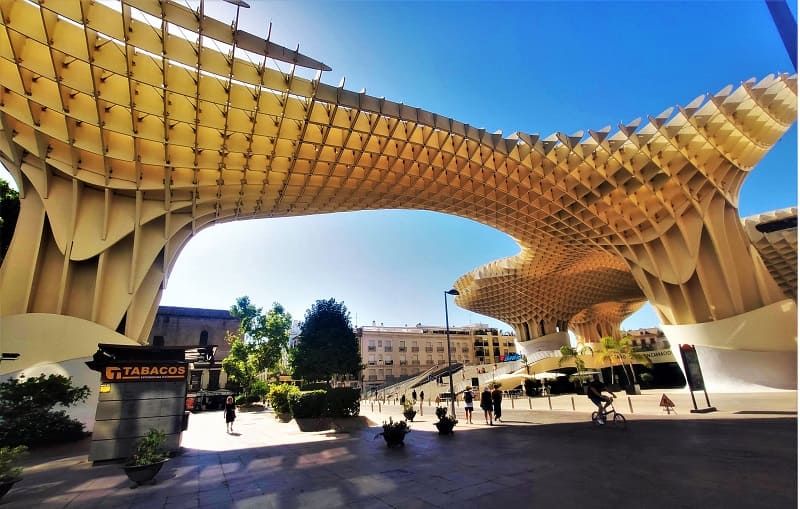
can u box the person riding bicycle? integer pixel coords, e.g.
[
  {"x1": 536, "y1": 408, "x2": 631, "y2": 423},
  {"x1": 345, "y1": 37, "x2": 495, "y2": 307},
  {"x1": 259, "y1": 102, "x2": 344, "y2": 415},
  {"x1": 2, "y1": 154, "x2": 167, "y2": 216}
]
[{"x1": 587, "y1": 374, "x2": 614, "y2": 424}]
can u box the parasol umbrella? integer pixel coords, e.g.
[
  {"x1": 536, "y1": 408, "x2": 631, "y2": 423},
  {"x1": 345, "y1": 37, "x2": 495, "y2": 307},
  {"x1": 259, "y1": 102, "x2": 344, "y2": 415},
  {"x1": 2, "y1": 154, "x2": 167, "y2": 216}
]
[{"x1": 532, "y1": 372, "x2": 566, "y2": 381}]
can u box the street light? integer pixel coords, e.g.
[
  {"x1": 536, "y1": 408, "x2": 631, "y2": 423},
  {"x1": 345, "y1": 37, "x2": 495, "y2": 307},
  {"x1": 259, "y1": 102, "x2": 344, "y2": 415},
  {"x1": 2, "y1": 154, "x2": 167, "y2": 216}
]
[{"x1": 444, "y1": 288, "x2": 460, "y2": 419}]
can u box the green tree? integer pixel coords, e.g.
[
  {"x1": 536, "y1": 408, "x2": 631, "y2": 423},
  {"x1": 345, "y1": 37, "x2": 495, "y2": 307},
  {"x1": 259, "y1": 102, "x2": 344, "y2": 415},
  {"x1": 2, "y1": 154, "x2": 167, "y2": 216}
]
[
  {"x1": 0, "y1": 179, "x2": 20, "y2": 264},
  {"x1": 223, "y1": 296, "x2": 292, "y2": 396},
  {"x1": 558, "y1": 342, "x2": 594, "y2": 374},
  {"x1": 598, "y1": 335, "x2": 652, "y2": 386},
  {"x1": 0, "y1": 374, "x2": 90, "y2": 447},
  {"x1": 290, "y1": 298, "x2": 361, "y2": 383}
]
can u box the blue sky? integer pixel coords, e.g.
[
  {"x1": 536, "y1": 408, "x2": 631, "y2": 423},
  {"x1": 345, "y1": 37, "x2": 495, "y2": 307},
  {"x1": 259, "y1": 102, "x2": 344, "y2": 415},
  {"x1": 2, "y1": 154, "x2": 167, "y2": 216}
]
[{"x1": 1, "y1": 1, "x2": 796, "y2": 334}]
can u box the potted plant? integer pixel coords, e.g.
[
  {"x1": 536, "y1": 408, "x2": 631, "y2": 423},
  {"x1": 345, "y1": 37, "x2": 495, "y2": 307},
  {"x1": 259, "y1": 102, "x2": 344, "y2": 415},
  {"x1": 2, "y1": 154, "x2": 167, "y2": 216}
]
[
  {"x1": 402, "y1": 399, "x2": 417, "y2": 422},
  {"x1": 123, "y1": 428, "x2": 169, "y2": 486},
  {"x1": 0, "y1": 446, "x2": 27, "y2": 501},
  {"x1": 375, "y1": 418, "x2": 410, "y2": 448},
  {"x1": 434, "y1": 411, "x2": 458, "y2": 435}
]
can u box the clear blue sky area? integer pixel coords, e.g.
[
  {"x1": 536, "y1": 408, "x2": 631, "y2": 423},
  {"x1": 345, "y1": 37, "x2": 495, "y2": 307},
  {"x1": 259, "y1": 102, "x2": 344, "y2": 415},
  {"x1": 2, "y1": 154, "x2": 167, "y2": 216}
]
[{"x1": 1, "y1": 1, "x2": 796, "y2": 334}]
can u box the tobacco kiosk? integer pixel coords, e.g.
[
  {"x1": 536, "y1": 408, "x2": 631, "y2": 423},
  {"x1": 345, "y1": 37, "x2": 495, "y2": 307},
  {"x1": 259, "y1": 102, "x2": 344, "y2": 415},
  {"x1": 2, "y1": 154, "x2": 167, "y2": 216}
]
[{"x1": 86, "y1": 344, "x2": 199, "y2": 462}]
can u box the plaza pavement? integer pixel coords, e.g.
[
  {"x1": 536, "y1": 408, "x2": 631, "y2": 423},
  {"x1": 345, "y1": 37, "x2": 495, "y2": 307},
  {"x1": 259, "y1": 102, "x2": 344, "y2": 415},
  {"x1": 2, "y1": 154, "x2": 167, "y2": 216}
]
[{"x1": 2, "y1": 390, "x2": 796, "y2": 509}]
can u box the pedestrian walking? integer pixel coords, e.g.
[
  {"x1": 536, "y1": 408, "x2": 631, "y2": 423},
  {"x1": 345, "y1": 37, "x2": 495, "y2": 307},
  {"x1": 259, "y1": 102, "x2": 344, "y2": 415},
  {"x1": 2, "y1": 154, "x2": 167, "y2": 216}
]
[
  {"x1": 463, "y1": 386, "x2": 474, "y2": 424},
  {"x1": 400, "y1": 394, "x2": 406, "y2": 406},
  {"x1": 412, "y1": 389, "x2": 417, "y2": 402},
  {"x1": 419, "y1": 390, "x2": 425, "y2": 415},
  {"x1": 224, "y1": 395, "x2": 236, "y2": 433},
  {"x1": 480, "y1": 386, "x2": 493, "y2": 425},
  {"x1": 492, "y1": 384, "x2": 503, "y2": 422}
]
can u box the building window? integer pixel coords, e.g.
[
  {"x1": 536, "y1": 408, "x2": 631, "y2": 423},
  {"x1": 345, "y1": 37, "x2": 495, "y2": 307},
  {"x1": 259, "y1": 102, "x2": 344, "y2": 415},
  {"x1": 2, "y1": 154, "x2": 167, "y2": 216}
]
[
  {"x1": 199, "y1": 330, "x2": 209, "y2": 346},
  {"x1": 208, "y1": 370, "x2": 221, "y2": 391},
  {"x1": 189, "y1": 371, "x2": 202, "y2": 391},
  {"x1": 153, "y1": 336, "x2": 165, "y2": 347}
]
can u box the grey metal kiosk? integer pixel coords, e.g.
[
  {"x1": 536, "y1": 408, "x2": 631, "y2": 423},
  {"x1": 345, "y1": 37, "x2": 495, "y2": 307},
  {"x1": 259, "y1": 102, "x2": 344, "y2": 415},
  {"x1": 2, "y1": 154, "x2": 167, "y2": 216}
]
[{"x1": 86, "y1": 344, "x2": 196, "y2": 462}]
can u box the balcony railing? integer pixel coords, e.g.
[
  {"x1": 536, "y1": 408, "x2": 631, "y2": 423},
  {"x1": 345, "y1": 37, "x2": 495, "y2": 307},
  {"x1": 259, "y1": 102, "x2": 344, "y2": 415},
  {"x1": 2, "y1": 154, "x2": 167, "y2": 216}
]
[
  {"x1": 411, "y1": 347, "x2": 420, "y2": 352},
  {"x1": 367, "y1": 346, "x2": 376, "y2": 351},
  {"x1": 398, "y1": 347, "x2": 407, "y2": 352},
  {"x1": 425, "y1": 347, "x2": 433, "y2": 352},
  {"x1": 385, "y1": 360, "x2": 393, "y2": 365},
  {"x1": 384, "y1": 347, "x2": 392, "y2": 352},
  {"x1": 436, "y1": 347, "x2": 444, "y2": 352}
]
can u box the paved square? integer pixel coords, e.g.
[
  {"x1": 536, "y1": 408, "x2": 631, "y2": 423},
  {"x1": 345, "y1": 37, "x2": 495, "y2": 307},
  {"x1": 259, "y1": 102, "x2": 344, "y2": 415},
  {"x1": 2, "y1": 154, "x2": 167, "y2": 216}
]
[{"x1": 4, "y1": 391, "x2": 796, "y2": 509}]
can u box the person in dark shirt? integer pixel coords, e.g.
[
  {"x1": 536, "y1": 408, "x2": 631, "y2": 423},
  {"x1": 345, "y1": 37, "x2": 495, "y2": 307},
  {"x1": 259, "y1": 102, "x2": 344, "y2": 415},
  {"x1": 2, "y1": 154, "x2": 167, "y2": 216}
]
[
  {"x1": 491, "y1": 385, "x2": 503, "y2": 423},
  {"x1": 480, "y1": 386, "x2": 494, "y2": 425},
  {"x1": 587, "y1": 374, "x2": 613, "y2": 423},
  {"x1": 224, "y1": 396, "x2": 236, "y2": 433}
]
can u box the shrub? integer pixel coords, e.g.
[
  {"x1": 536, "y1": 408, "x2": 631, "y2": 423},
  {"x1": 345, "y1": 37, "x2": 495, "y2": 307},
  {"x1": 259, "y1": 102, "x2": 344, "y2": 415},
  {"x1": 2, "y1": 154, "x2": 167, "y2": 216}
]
[
  {"x1": 435, "y1": 407, "x2": 448, "y2": 420},
  {"x1": 0, "y1": 409, "x2": 85, "y2": 447},
  {"x1": 0, "y1": 446, "x2": 27, "y2": 481},
  {"x1": 288, "y1": 390, "x2": 327, "y2": 418},
  {"x1": 234, "y1": 394, "x2": 248, "y2": 406},
  {"x1": 127, "y1": 428, "x2": 167, "y2": 466},
  {"x1": 325, "y1": 388, "x2": 360, "y2": 417},
  {"x1": 250, "y1": 379, "x2": 270, "y2": 400},
  {"x1": 268, "y1": 383, "x2": 299, "y2": 414},
  {"x1": 0, "y1": 374, "x2": 90, "y2": 447}
]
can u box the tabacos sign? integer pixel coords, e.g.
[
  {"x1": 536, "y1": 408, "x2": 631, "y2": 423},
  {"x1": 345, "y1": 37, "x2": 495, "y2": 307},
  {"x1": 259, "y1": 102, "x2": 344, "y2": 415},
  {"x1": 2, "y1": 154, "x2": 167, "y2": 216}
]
[{"x1": 102, "y1": 364, "x2": 187, "y2": 382}]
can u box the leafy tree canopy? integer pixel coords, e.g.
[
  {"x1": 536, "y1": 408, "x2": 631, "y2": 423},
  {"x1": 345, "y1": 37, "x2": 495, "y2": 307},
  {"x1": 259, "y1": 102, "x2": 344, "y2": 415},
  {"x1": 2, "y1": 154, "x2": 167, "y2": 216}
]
[
  {"x1": 290, "y1": 298, "x2": 362, "y2": 383},
  {"x1": 0, "y1": 373, "x2": 89, "y2": 414},
  {"x1": 223, "y1": 296, "x2": 292, "y2": 395}
]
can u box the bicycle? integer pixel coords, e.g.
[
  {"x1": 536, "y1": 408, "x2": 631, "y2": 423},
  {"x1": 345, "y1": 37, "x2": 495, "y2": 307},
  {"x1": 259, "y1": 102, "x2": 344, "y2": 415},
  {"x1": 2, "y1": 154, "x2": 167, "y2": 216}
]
[{"x1": 591, "y1": 395, "x2": 626, "y2": 429}]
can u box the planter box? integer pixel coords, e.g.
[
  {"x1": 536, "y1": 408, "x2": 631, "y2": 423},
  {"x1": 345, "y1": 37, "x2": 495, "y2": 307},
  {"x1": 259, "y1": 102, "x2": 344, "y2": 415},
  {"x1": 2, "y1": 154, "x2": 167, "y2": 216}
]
[
  {"x1": 123, "y1": 459, "x2": 168, "y2": 485},
  {"x1": 0, "y1": 478, "x2": 21, "y2": 501},
  {"x1": 434, "y1": 420, "x2": 456, "y2": 435}
]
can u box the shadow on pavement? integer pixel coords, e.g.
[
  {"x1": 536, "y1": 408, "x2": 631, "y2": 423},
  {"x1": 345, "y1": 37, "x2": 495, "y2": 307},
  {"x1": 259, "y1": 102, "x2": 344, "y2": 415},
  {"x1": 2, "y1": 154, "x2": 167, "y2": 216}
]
[{"x1": 3, "y1": 414, "x2": 796, "y2": 508}]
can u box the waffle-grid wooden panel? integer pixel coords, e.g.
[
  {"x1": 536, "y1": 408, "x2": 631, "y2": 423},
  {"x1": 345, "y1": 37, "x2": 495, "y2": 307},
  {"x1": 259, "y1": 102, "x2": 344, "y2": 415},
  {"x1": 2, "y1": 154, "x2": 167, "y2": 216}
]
[{"x1": 0, "y1": 0, "x2": 795, "y2": 346}]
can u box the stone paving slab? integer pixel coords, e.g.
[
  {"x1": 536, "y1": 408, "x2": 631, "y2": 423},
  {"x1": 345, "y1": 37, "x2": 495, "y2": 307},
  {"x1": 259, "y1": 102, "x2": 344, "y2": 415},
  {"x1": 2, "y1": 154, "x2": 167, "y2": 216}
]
[{"x1": 2, "y1": 391, "x2": 796, "y2": 509}]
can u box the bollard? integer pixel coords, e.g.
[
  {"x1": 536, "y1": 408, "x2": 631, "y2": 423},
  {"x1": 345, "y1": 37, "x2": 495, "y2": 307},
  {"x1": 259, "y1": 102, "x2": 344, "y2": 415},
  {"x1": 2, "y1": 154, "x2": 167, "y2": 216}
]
[
  {"x1": 529, "y1": 396, "x2": 532, "y2": 409},
  {"x1": 378, "y1": 402, "x2": 381, "y2": 413},
  {"x1": 548, "y1": 395, "x2": 552, "y2": 410},
  {"x1": 511, "y1": 396, "x2": 515, "y2": 409},
  {"x1": 571, "y1": 396, "x2": 575, "y2": 411},
  {"x1": 371, "y1": 402, "x2": 374, "y2": 412},
  {"x1": 628, "y1": 396, "x2": 633, "y2": 414}
]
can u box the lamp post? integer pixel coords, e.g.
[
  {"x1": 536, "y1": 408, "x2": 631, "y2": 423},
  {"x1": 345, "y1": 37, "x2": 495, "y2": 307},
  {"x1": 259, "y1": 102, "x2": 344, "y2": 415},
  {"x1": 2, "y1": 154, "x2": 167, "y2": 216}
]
[{"x1": 444, "y1": 289, "x2": 460, "y2": 418}]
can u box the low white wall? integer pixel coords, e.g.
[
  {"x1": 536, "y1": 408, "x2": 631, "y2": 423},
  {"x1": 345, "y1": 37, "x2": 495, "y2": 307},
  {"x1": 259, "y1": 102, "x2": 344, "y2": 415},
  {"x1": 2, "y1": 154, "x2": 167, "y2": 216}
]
[
  {"x1": 517, "y1": 331, "x2": 570, "y2": 357},
  {"x1": 663, "y1": 300, "x2": 798, "y2": 392},
  {"x1": 0, "y1": 358, "x2": 100, "y2": 431},
  {"x1": 0, "y1": 313, "x2": 140, "y2": 432}
]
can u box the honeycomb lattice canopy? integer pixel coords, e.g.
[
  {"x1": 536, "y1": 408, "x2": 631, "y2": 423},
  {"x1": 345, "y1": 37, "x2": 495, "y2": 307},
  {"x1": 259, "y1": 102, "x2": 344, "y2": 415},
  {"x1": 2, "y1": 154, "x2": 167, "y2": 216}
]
[{"x1": 0, "y1": 0, "x2": 796, "y2": 348}]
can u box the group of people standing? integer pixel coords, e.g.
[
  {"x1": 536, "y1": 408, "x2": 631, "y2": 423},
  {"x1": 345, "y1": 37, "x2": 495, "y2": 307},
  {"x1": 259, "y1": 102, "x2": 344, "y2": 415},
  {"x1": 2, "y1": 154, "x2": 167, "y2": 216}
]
[{"x1": 462, "y1": 385, "x2": 502, "y2": 425}]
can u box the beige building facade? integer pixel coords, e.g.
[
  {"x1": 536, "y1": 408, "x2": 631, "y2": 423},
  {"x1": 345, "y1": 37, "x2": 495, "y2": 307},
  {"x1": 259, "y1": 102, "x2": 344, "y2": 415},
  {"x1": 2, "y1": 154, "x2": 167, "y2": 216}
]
[
  {"x1": 149, "y1": 306, "x2": 240, "y2": 392},
  {"x1": 0, "y1": 0, "x2": 796, "y2": 400},
  {"x1": 358, "y1": 324, "x2": 516, "y2": 392}
]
